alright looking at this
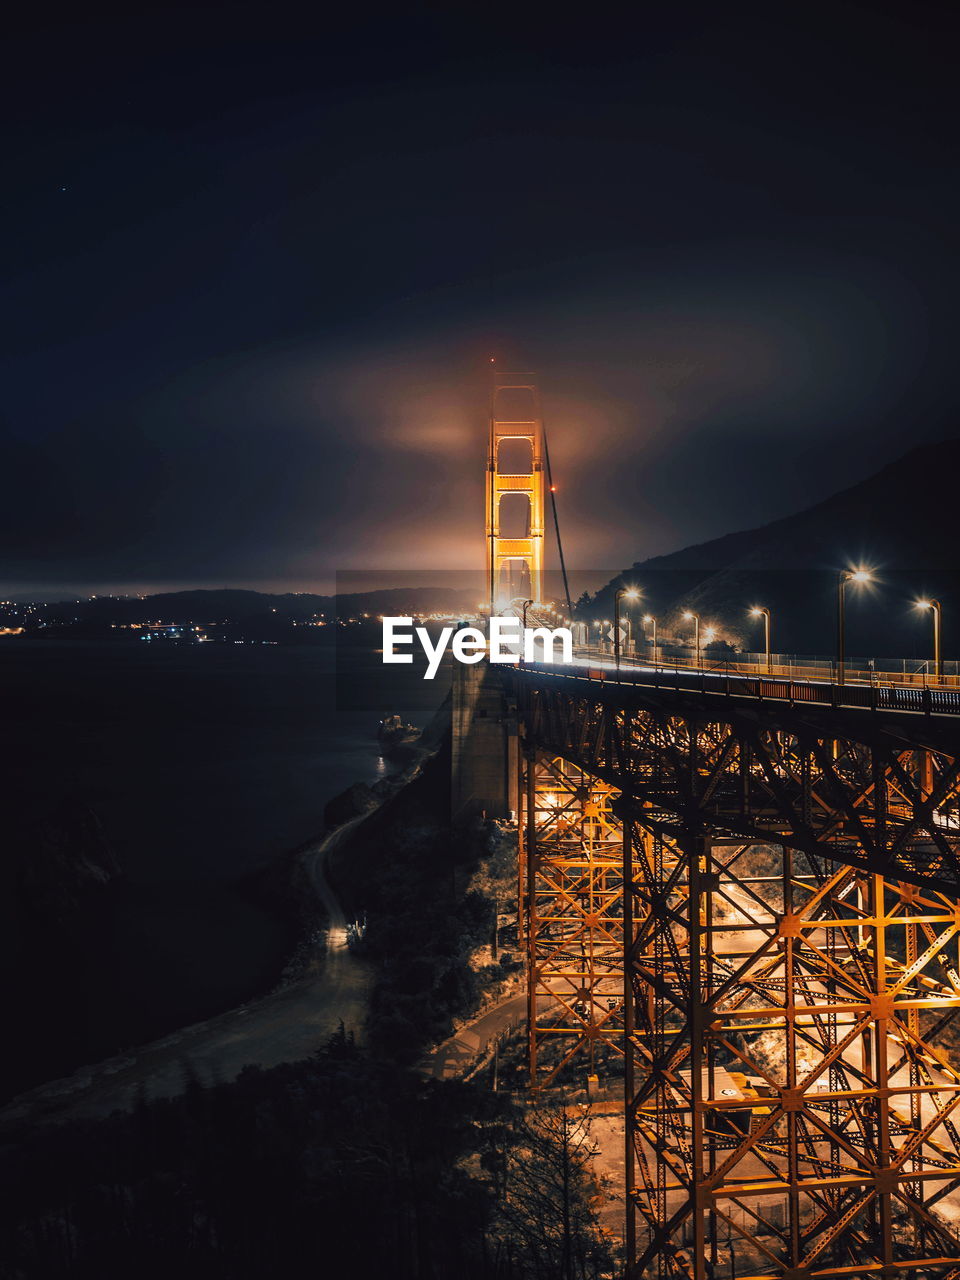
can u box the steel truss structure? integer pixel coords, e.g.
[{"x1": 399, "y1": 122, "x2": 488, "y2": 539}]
[
  {"x1": 515, "y1": 673, "x2": 960, "y2": 1278},
  {"x1": 521, "y1": 751, "x2": 626, "y2": 1087}
]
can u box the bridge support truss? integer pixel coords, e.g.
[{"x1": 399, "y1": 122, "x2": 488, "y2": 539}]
[
  {"x1": 622, "y1": 821, "x2": 960, "y2": 1279},
  {"x1": 520, "y1": 750, "x2": 627, "y2": 1088},
  {"x1": 516, "y1": 676, "x2": 960, "y2": 1277}
]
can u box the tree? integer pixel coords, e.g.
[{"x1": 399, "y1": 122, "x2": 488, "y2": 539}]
[{"x1": 485, "y1": 1100, "x2": 617, "y2": 1279}]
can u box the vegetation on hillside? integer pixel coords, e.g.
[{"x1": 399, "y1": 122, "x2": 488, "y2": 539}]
[{"x1": 0, "y1": 735, "x2": 618, "y2": 1278}]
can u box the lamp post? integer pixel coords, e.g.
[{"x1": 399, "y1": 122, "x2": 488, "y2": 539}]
[
  {"x1": 749, "y1": 606, "x2": 771, "y2": 673},
  {"x1": 917, "y1": 599, "x2": 943, "y2": 679},
  {"x1": 837, "y1": 569, "x2": 873, "y2": 686},
  {"x1": 521, "y1": 598, "x2": 533, "y2": 668},
  {"x1": 614, "y1": 588, "x2": 641, "y2": 676},
  {"x1": 643, "y1": 614, "x2": 657, "y2": 665},
  {"x1": 682, "y1": 611, "x2": 701, "y2": 668}
]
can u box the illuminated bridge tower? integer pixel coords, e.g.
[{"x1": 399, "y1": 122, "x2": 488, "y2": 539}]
[{"x1": 486, "y1": 371, "x2": 546, "y2": 610}]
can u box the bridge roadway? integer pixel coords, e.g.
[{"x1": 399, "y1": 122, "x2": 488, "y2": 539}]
[
  {"x1": 523, "y1": 650, "x2": 960, "y2": 734},
  {"x1": 510, "y1": 651, "x2": 960, "y2": 896}
]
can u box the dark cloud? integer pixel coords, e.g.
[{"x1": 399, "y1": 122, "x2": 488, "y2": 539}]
[{"x1": 1, "y1": 2, "x2": 956, "y2": 595}]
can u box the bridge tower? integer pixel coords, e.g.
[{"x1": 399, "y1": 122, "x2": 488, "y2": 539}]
[{"x1": 486, "y1": 371, "x2": 546, "y2": 610}]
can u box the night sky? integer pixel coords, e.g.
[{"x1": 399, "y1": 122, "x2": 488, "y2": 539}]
[{"x1": 3, "y1": 2, "x2": 956, "y2": 597}]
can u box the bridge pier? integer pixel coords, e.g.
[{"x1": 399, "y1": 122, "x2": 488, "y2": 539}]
[{"x1": 450, "y1": 658, "x2": 518, "y2": 822}]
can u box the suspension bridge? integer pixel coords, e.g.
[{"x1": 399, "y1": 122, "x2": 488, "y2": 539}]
[{"x1": 455, "y1": 372, "x2": 960, "y2": 1279}]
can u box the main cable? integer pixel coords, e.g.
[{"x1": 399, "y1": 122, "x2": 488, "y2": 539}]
[{"x1": 542, "y1": 424, "x2": 573, "y2": 619}]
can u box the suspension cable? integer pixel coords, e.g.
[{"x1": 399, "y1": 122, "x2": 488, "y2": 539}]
[{"x1": 542, "y1": 424, "x2": 573, "y2": 619}]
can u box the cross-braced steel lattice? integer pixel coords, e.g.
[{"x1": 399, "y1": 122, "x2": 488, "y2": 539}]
[
  {"x1": 621, "y1": 820, "x2": 960, "y2": 1279},
  {"x1": 521, "y1": 750, "x2": 627, "y2": 1088},
  {"x1": 515, "y1": 677, "x2": 960, "y2": 895},
  {"x1": 513, "y1": 674, "x2": 960, "y2": 1276}
]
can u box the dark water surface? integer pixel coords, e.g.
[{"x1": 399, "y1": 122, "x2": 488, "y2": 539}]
[{"x1": 1, "y1": 635, "x2": 450, "y2": 1096}]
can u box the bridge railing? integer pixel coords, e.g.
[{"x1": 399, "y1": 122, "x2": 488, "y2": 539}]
[
  {"x1": 522, "y1": 657, "x2": 960, "y2": 717},
  {"x1": 573, "y1": 645, "x2": 960, "y2": 690}
]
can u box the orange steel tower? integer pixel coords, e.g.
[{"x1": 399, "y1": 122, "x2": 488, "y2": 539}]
[{"x1": 486, "y1": 371, "x2": 545, "y2": 610}]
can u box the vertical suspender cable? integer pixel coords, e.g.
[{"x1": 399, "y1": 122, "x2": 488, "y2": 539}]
[
  {"x1": 488, "y1": 375, "x2": 497, "y2": 617},
  {"x1": 542, "y1": 425, "x2": 573, "y2": 619}
]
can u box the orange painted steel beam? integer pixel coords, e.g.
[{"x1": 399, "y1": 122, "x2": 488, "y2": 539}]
[
  {"x1": 514, "y1": 671, "x2": 960, "y2": 1276},
  {"x1": 486, "y1": 372, "x2": 545, "y2": 609}
]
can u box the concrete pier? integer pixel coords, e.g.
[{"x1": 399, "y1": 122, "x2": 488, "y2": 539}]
[{"x1": 450, "y1": 658, "x2": 518, "y2": 821}]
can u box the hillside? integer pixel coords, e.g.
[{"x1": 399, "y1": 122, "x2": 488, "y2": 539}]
[
  {"x1": 29, "y1": 586, "x2": 479, "y2": 629},
  {"x1": 591, "y1": 438, "x2": 960, "y2": 660}
]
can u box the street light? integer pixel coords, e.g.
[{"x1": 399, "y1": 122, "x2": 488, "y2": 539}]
[
  {"x1": 682, "y1": 610, "x2": 701, "y2": 668},
  {"x1": 614, "y1": 587, "x2": 641, "y2": 675},
  {"x1": 837, "y1": 568, "x2": 873, "y2": 686},
  {"x1": 643, "y1": 614, "x2": 657, "y2": 665},
  {"x1": 916, "y1": 599, "x2": 943, "y2": 679},
  {"x1": 749, "y1": 606, "x2": 771, "y2": 673}
]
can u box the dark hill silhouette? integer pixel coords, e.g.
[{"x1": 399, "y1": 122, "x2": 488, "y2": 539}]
[
  {"x1": 39, "y1": 585, "x2": 478, "y2": 628},
  {"x1": 592, "y1": 438, "x2": 960, "y2": 661}
]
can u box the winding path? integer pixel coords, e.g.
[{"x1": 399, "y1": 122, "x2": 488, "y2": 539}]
[
  {"x1": 0, "y1": 815, "x2": 374, "y2": 1135},
  {"x1": 0, "y1": 740, "x2": 529, "y2": 1135}
]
